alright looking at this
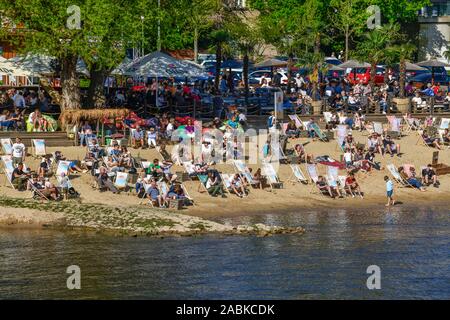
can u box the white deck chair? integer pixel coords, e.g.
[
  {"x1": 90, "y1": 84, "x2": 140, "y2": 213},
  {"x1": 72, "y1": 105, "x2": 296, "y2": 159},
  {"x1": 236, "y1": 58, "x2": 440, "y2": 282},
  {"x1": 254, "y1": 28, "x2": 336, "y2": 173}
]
[
  {"x1": 386, "y1": 164, "x2": 414, "y2": 188},
  {"x1": 233, "y1": 159, "x2": 255, "y2": 185},
  {"x1": 327, "y1": 166, "x2": 346, "y2": 197},
  {"x1": 262, "y1": 161, "x2": 283, "y2": 190},
  {"x1": 289, "y1": 164, "x2": 307, "y2": 184},
  {"x1": 31, "y1": 139, "x2": 46, "y2": 157},
  {"x1": 373, "y1": 122, "x2": 383, "y2": 135},
  {"x1": 306, "y1": 163, "x2": 326, "y2": 196},
  {"x1": 56, "y1": 160, "x2": 71, "y2": 177},
  {"x1": 439, "y1": 118, "x2": 450, "y2": 130},
  {"x1": 336, "y1": 125, "x2": 347, "y2": 152},
  {"x1": 323, "y1": 112, "x2": 332, "y2": 124},
  {"x1": 386, "y1": 116, "x2": 402, "y2": 136},
  {"x1": 220, "y1": 173, "x2": 234, "y2": 194},
  {"x1": 1, "y1": 138, "x2": 13, "y2": 155},
  {"x1": 1, "y1": 155, "x2": 15, "y2": 188},
  {"x1": 114, "y1": 172, "x2": 128, "y2": 190}
]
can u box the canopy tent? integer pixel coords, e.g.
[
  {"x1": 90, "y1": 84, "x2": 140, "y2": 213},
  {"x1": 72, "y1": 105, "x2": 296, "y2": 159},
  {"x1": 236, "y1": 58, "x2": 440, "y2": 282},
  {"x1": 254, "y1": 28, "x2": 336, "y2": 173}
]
[
  {"x1": 0, "y1": 59, "x2": 33, "y2": 76},
  {"x1": 3, "y1": 54, "x2": 90, "y2": 77},
  {"x1": 119, "y1": 51, "x2": 207, "y2": 78},
  {"x1": 326, "y1": 64, "x2": 345, "y2": 71},
  {"x1": 111, "y1": 57, "x2": 133, "y2": 76}
]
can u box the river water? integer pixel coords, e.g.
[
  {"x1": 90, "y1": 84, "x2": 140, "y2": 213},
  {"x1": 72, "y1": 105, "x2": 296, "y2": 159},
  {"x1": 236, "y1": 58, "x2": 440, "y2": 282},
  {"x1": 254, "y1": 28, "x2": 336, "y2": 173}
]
[{"x1": 0, "y1": 206, "x2": 449, "y2": 299}]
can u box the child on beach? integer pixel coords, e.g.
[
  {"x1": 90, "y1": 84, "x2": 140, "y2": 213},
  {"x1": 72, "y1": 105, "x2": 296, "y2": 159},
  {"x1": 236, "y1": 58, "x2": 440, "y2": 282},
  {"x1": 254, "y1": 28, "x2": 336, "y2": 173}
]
[{"x1": 384, "y1": 176, "x2": 395, "y2": 207}]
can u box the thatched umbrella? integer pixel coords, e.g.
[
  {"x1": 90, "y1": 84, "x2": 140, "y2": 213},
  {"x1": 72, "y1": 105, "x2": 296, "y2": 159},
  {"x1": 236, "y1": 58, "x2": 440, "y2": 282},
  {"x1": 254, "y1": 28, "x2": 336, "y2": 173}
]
[{"x1": 60, "y1": 108, "x2": 130, "y2": 145}]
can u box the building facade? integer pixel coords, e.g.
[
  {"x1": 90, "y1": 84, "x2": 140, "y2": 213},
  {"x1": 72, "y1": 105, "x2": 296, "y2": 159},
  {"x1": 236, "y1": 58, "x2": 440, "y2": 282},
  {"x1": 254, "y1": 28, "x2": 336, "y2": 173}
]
[{"x1": 418, "y1": 0, "x2": 450, "y2": 62}]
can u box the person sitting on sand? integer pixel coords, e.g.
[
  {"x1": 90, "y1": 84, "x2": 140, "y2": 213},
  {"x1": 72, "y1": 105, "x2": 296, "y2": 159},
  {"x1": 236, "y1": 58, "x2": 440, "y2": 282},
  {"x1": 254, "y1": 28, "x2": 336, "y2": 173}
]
[
  {"x1": 97, "y1": 166, "x2": 119, "y2": 194},
  {"x1": 231, "y1": 173, "x2": 247, "y2": 198},
  {"x1": 382, "y1": 135, "x2": 401, "y2": 157},
  {"x1": 12, "y1": 163, "x2": 30, "y2": 190},
  {"x1": 364, "y1": 148, "x2": 381, "y2": 171},
  {"x1": 345, "y1": 173, "x2": 363, "y2": 198},
  {"x1": 442, "y1": 128, "x2": 450, "y2": 144},
  {"x1": 421, "y1": 132, "x2": 441, "y2": 149},
  {"x1": 293, "y1": 143, "x2": 311, "y2": 164},
  {"x1": 343, "y1": 148, "x2": 353, "y2": 168},
  {"x1": 316, "y1": 176, "x2": 334, "y2": 198},
  {"x1": 42, "y1": 177, "x2": 60, "y2": 201},
  {"x1": 367, "y1": 133, "x2": 384, "y2": 155},
  {"x1": 250, "y1": 168, "x2": 265, "y2": 190},
  {"x1": 167, "y1": 183, "x2": 186, "y2": 201},
  {"x1": 342, "y1": 133, "x2": 356, "y2": 152},
  {"x1": 421, "y1": 164, "x2": 440, "y2": 188}
]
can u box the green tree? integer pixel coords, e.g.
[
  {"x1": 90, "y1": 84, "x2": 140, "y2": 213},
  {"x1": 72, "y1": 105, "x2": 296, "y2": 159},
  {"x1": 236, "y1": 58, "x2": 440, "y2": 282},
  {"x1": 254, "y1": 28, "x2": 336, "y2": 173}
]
[{"x1": 386, "y1": 43, "x2": 416, "y2": 98}]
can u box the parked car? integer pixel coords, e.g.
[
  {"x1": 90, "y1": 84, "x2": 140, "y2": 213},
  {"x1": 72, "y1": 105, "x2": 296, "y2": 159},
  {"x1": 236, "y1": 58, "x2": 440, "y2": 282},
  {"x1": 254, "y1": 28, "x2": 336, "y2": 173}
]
[
  {"x1": 248, "y1": 70, "x2": 288, "y2": 85},
  {"x1": 347, "y1": 66, "x2": 385, "y2": 85},
  {"x1": 411, "y1": 66, "x2": 449, "y2": 85}
]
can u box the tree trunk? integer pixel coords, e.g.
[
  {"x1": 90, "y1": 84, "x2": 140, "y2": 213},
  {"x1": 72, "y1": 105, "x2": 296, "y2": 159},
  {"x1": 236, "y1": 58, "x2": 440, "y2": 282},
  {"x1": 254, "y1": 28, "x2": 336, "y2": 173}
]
[
  {"x1": 287, "y1": 53, "x2": 292, "y2": 93},
  {"x1": 194, "y1": 27, "x2": 199, "y2": 63},
  {"x1": 61, "y1": 54, "x2": 81, "y2": 110},
  {"x1": 345, "y1": 28, "x2": 349, "y2": 61},
  {"x1": 87, "y1": 66, "x2": 107, "y2": 108},
  {"x1": 214, "y1": 42, "x2": 222, "y2": 94},
  {"x1": 370, "y1": 61, "x2": 376, "y2": 89},
  {"x1": 399, "y1": 59, "x2": 406, "y2": 99},
  {"x1": 314, "y1": 33, "x2": 320, "y2": 54},
  {"x1": 243, "y1": 52, "x2": 249, "y2": 106}
]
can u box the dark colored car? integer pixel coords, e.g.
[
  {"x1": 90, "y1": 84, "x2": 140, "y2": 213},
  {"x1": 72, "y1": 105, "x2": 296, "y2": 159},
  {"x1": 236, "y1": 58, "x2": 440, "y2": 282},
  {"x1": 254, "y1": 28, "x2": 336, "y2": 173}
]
[{"x1": 411, "y1": 66, "x2": 449, "y2": 85}]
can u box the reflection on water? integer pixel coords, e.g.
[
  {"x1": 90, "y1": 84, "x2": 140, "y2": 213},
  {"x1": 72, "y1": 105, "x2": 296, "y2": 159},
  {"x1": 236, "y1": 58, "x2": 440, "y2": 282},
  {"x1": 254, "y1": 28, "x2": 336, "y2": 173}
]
[{"x1": 0, "y1": 206, "x2": 449, "y2": 299}]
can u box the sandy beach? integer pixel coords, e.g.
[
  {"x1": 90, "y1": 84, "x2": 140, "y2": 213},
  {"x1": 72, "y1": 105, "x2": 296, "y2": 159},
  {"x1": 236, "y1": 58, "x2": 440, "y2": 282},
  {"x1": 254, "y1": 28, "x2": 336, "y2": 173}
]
[{"x1": 1, "y1": 127, "x2": 449, "y2": 228}]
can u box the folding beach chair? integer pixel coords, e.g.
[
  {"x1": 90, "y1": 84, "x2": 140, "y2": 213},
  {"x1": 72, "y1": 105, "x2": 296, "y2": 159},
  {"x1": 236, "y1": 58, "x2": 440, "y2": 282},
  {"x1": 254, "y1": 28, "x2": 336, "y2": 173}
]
[
  {"x1": 261, "y1": 161, "x2": 283, "y2": 190},
  {"x1": 336, "y1": 125, "x2": 347, "y2": 152},
  {"x1": 182, "y1": 161, "x2": 197, "y2": 179},
  {"x1": 114, "y1": 172, "x2": 129, "y2": 190},
  {"x1": 220, "y1": 173, "x2": 234, "y2": 194},
  {"x1": 386, "y1": 164, "x2": 414, "y2": 188},
  {"x1": 28, "y1": 180, "x2": 49, "y2": 201},
  {"x1": 31, "y1": 139, "x2": 46, "y2": 157},
  {"x1": 1, "y1": 138, "x2": 13, "y2": 155},
  {"x1": 310, "y1": 123, "x2": 329, "y2": 142},
  {"x1": 323, "y1": 112, "x2": 332, "y2": 125},
  {"x1": 233, "y1": 159, "x2": 256, "y2": 186},
  {"x1": 373, "y1": 122, "x2": 383, "y2": 135},
  {"x1": 56, "y1": 160, "x2": 71, "y2": 177},
  {"x1": 1, "y1": 155, "x2": 15, "y2": 188},
  {"x1": 288, "y1": 164, "x2": 308, "y2": 184},
  {"x1": 288, "y1": 114, "x2": 305, "y2": 130},
  {"x1": 439, "y1": 118, "x2": 450, "y2": 130},
  {"x1": 306, "y1": 163, "x2": 326, "y2": 196},
  {"x1": 438, "y1": 129, "x2": 450, "y2": 149},
  {"x1": 326, "y1": 166, "x2": 346, "y2": 197},
  {"x1": 416, "y1": 130, "x2": 436, "y2": 148},
  {"x1": 197, "y1": 174, "x2": 210, "y2": 193}
]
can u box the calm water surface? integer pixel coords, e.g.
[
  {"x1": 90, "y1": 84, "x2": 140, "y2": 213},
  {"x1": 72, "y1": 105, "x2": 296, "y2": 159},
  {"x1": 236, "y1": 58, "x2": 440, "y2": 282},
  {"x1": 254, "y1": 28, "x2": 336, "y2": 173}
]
[{"x1": 0, "y1": 206, "x2": 449, "y2": 299}]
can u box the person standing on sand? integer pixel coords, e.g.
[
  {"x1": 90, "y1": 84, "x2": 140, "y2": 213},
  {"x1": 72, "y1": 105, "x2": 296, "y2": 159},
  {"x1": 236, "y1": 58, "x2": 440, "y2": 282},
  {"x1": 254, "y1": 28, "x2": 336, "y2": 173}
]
[{"x1": 384, "y1": 176, "x2": 395, "y2": 207}]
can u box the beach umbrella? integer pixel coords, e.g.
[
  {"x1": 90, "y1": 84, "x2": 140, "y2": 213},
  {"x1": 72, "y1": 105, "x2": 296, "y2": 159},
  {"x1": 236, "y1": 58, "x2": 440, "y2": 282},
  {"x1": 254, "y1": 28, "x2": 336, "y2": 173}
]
[
  {"x1": 403, "y1": 61, "x2": 427, "y2": 71},
  {"x1": 338, "y1": 59, "x2": 370, "y2": 69},
  {"x1": 417, "y1": 58, "x2": 450, "y2": 83},
  {"x1": 254, "y1": 58, "x2": 287, "y2": 69}
]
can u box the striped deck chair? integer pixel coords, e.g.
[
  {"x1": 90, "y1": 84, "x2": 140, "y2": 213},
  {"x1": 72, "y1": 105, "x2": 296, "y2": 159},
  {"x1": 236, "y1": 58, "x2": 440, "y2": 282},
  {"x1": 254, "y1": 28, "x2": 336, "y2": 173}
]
[
  {"x1": 288, "y1": 114, "x2": 305, "y2": 130},
  {"x1": 197, "y1": 174, "x2": 210, "y2": 193},
  {"x1": 1, "y1": 155, "x2": 15, "y2": 188},
  {"x1": 262, "y1": 161, "x2": 283, "y2": 190},
  {"x1": 310, "y1": 122, "x2": 328, "y2": 142},
  {"x1": 336, "y1": 125, "x2": 347, "y2": 153},
  {"x1": 56, "y1": 160, "x2": 71, "y2": 177},
  {"x1": 289, "y1": 164, "x2": 308, "y2": 184},
  {"x1": 220, "y1": 173, "x2": 234, "y2": 193},
  {"x1": 31, "y1": 139, "x2": 46, "y2": 157},
  {"x1": 1, "y1": 138, "x2": 13, "y2": 155}
]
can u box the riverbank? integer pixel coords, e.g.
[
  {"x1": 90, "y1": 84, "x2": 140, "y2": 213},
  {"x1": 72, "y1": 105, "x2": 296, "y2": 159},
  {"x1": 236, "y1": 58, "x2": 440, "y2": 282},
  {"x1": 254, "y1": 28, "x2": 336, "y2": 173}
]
[
  {"x1": 0, "y1": 196, "x2": 305, "y2": 237},
  {"x1": 0, "y1": 128, "x2": 449, "y2": 228}
]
